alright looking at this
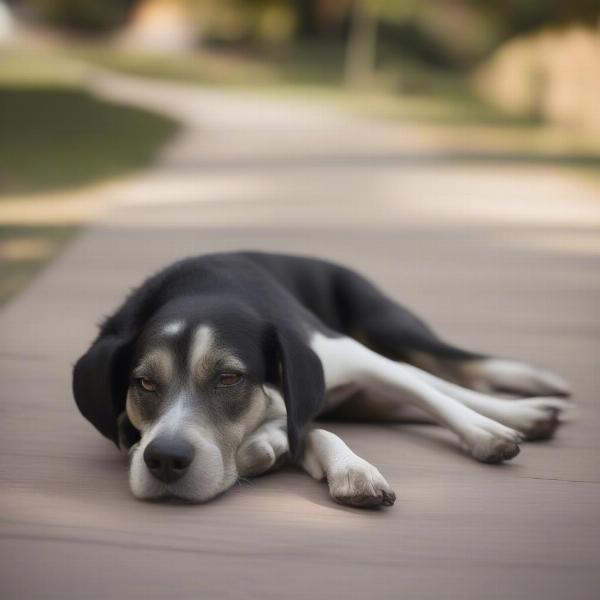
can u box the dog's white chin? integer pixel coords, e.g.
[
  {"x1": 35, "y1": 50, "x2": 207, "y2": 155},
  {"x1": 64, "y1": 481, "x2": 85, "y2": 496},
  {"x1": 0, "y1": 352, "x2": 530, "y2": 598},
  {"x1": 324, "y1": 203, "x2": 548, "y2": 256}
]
[{"x1": 128, "y1": 442, "x2": 237, "y2": 503}]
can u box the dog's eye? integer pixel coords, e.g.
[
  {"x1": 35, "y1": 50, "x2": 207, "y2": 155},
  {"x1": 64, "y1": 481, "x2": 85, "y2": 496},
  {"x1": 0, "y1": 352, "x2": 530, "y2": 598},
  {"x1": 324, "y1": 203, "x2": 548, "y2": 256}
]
[
  {"x1": 136, "y1": 377, "x2": 157, "y2": 392},
  {"x1": 217, "y1": 373, "x2": 243, "y2": 387}
]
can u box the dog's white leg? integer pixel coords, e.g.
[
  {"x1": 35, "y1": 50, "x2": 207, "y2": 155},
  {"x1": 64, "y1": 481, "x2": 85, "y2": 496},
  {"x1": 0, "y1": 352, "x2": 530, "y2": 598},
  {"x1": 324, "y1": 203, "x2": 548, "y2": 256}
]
[
  {"x1": 312, "y1": 334, "x2": 524, "y2": 463},
  {"x1": 302, "y1": 428, "x2": 396, "y2": 507},
  {"x1": 397, "y1": 364, "x2": 571, "y2": 440},
  {"x1": 236, "y1": 418, "x2": 289, "y2": 477},
  {"x1": 461, "y1": 358, "x2": 571, "y2": 397}
]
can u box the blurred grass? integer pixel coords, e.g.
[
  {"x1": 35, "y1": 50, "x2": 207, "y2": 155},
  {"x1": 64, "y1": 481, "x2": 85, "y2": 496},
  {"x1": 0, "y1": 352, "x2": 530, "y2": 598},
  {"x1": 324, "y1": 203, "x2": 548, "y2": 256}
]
[
  {"x1": 0, "y1": 86, "x2": 178, "y2": 196},
  {"x1": 0, "y1": 48, "x2": 178, "y2": 304},
  {"x1": 71, "y1": 44, "x2": 276, "y2": 87}
]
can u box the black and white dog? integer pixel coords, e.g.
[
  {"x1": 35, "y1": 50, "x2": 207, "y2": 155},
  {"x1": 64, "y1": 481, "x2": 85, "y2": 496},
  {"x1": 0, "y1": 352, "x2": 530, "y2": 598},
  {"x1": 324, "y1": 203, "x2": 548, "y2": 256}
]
[{"x1": 73, "y1": 252, "x2": 570, "y2": 508}]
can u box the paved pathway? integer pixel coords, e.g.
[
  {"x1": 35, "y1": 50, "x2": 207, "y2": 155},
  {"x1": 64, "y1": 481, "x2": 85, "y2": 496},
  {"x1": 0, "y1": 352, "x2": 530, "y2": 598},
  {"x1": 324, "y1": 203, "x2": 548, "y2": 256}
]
[{"x1": 1, "y1": 72, "x2": 599, "y2": 599}]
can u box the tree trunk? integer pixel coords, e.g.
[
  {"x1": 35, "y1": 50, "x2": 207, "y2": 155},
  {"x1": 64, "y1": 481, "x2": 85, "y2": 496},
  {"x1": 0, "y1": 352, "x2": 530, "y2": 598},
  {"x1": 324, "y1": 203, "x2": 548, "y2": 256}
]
[{"x1": 344, "y1": 0, "x2": 378, "y2": 88}]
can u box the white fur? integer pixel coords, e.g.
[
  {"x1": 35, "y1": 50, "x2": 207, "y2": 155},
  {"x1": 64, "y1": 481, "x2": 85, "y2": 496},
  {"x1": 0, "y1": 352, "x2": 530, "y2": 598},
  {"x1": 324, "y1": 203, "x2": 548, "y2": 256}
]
[
  {"x1": 302, "y1": 428, "x2": 395, "y2": 506},
  {"x1": 189, "y1": 325, "x2": 215, "y2": 372},
  {"x1": 162, "y1": 320, "x2": 185, "y2": 335},
  {"x1": 397, "y1": 363, "x2": 570, "y2": 437},
  {"x1": 464, "y1": 357, "x2": 571, "y2": 396},
  {"x1": 309, "y1": 333, "x2": 553, "y2": 463}
]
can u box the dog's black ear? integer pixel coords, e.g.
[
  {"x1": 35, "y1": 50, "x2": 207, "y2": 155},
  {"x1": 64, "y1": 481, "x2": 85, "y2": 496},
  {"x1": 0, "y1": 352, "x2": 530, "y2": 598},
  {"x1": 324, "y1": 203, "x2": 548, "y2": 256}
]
[
  {"x1": 271, "y1": 325, "x2": 325, "y2": 460},
  {"x1": 72, "y1": 334, "x2": 135, "y2": 447}
]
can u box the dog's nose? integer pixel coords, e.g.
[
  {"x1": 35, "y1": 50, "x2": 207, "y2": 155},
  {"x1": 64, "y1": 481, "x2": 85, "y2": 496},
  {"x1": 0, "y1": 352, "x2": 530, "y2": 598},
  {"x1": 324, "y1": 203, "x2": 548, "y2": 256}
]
[{"x1": 143, "y1": 436, "x2": 195, "y2": 484}]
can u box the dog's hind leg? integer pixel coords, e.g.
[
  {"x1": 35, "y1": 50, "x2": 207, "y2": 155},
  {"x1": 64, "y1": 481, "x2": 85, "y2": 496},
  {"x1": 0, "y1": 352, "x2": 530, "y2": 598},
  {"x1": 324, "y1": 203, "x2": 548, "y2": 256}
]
[
  {"x1": 453, "y1": 357, "x2": 571, "y2": 398},
  {"x1": 394, "y1": 363, "x2": 571, "y2": 440},
  {"x1": 312, "y1": 334, "x2": 524, "y2": 464},
  {"x1": 333, "y1": 267, "x2": 570, "y2": 398}
]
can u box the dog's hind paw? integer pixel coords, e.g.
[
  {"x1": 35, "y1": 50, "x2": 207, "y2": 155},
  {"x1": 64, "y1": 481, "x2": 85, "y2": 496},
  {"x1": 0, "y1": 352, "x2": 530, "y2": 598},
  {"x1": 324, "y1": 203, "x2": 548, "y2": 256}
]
[
  {"x1": 467, "y1": 359, "x2": 572, "y2": 398},
  {"x1": 505, "y1": 397, "x2": 570, "y2": 441}
]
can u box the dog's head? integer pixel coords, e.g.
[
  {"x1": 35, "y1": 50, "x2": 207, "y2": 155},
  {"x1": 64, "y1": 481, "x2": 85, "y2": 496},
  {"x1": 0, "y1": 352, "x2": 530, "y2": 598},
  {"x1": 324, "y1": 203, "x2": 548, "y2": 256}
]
[{"x1": 73, "y1": 297, "x2": 324, "y2": 502}]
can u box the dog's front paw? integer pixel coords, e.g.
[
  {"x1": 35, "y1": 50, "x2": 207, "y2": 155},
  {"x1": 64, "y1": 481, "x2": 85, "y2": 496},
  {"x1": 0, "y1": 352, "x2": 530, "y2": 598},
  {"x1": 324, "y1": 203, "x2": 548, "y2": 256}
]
[
  {"x1": 462, "y1": 418, "x2": 523, "y2": 464},
  {"x1": 327, "y1": 461, "x2": 396, "y2": 508},
  {"x1": 236, "y1": 425, "x2": 288, "y2": 477},
  {"x1": 237, "y1": 439, "x2": 277, "y2": 477}
]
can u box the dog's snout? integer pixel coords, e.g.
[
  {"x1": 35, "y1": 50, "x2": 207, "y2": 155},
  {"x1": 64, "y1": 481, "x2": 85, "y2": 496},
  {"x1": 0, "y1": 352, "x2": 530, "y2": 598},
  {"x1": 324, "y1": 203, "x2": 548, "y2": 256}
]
[{"x1": 143, "y1": 436, "x2": 195, "y2": 483}]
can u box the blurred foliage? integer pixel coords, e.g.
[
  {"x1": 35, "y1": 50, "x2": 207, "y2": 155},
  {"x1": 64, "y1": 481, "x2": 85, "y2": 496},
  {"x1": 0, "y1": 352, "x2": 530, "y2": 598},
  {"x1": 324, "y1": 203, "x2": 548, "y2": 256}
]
[
  {"x1": 471, "y1": 0, "x2": 599, "y2": 37},
  {"x1": 13, "y1": 0, "x2": 136, "y2": 31},
  {"x1": 11, "y1": 1, "x2": 600, "y2": 65}
]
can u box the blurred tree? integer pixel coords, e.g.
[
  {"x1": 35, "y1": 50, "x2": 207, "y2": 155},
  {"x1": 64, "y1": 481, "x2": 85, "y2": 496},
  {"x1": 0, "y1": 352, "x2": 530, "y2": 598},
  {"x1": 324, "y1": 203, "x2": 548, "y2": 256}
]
[
  {"x1": 472, "y1": 0, "x2": 599, "y2": 39},
  {"x1": 344, "y1": 0, "x2": 377, "y2": 87},
  {"x1": 13, "y1": 1, "x2": 600, "y2": 42},
  {"x1": 9, "y1": 0, "x2": 600, "y2": 69},
  {"x1": 17, "y1": 0, "x2": 136, "y2": 31},
  {"x1": 344, "y1": 1, "x2": 421, "y2": 88},
  {"x1": 294, "y1": 0, "x2": 319, "y2": 37},
  {"x1": 343, "y1": 0, "x2": 600, "y2": 88},
  {"x1": 292, "y1": 0, "x2": 349, "y2": 37}
]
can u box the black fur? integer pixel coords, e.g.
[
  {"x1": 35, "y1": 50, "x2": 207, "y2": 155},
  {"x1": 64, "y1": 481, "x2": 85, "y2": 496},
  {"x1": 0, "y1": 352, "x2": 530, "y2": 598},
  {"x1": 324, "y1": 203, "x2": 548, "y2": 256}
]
[{"x1": 73, "y1": 251, "x2": 480, "y2": 457}]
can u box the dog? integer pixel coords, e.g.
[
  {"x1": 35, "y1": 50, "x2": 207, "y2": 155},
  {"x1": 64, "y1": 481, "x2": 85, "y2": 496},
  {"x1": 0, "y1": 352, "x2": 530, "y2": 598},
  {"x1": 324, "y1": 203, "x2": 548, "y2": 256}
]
[{"x1": 73, "y1": 251, "x2": 571, "y2": 507}]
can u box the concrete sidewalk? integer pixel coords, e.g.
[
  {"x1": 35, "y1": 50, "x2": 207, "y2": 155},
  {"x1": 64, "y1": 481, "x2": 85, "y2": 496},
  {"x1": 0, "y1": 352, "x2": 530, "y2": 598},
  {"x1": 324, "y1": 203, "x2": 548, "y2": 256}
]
[{"x1": 1, "y1": 74, "x2": 599, "y2": 599}]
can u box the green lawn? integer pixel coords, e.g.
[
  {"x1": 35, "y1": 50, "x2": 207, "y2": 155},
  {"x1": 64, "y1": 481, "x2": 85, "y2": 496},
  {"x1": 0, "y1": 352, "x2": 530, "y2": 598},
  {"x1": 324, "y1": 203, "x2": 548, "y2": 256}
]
[
  {"x1": 0, "y1": 86, "x2": 178, "y2": 197},
  {"x1": 0, "y1": 48, "x2": 179, "y2": 304}
]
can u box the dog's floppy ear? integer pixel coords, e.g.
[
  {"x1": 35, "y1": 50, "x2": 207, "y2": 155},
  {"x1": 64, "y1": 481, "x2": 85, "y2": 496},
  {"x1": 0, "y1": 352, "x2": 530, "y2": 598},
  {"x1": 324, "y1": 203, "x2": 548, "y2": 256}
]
[
  {"x1": 270, "y1": 324, "x2": 325, "y2": 460},
  {"x1": 72, "y1": 333, "x2": 135, "y2": 447}
]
